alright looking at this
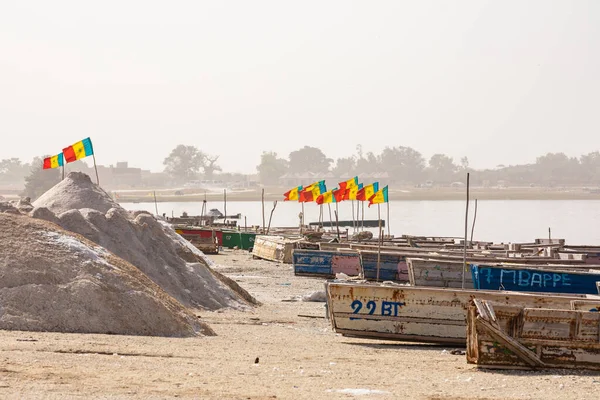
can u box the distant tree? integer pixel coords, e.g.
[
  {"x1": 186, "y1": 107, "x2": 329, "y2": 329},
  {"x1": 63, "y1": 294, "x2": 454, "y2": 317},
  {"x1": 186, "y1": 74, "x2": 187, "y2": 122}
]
[
  {"x1": 288, "y1": 146, "x2": 332, "y2": 173},
  {"x1": 257, "y1": 151, "x2": 288, "y2": 185},
  {"x1": 535, "y1": 152, "x2": 580, "y2": 185},
  {"x1": 460, "y1": 156, "x2": 469, "y2": 171},
  {"x1": 428, "y1": 154, "x2": 458, "y2": 183},
  {"x1": 163, "y1": 145, "x2": 205, "y2": 183},
  {"x1": 332, "y1": 157, "x2": 356, "y2": 177},
  {"x1": 379, "y1": 146, "x2": 425, "y2": 183},
  {"x1": 580, "y1": 152, "x2": 600, "y2": 184},
  {"x1": 203, "y1": 155, "x2": 222, "y2": 180},
  {"x1": 22, "y1": 156, "x2": 61, "y2": 200},
  {"x1": 355, "y1": 145, "x2": 381, "y2": 174},
  {"x1": 0, "y1": 158, "x2": 29, "y2": 183}
]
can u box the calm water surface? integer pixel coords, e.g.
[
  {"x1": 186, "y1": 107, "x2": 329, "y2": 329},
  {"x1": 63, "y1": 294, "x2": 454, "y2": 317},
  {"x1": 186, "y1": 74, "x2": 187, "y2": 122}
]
[{"x1": 120, "y1": 200, "x2": 600, "y2": 245}]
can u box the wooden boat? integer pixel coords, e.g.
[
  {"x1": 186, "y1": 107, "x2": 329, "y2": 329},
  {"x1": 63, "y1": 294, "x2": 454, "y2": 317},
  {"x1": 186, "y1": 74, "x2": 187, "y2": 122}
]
[
  {"x1": 293, "y1": 249, "x2": 361, "y2": 278},
  {"x1": 467, "y1": 299, "x2": 600, "y2": 370},
  {"x1": 251, "y1": 235, "x2": 319, "y2": 263},
  {"x1": 408, "y1": 258, "x2": 598, "y2": 289},
  {"x1": 471, "y1": 264, "x2": 600, "y2": 294},
  {"x1": 560, "y1": 246, "x2": 600, "y2": 264},
  {"x1": 325, "y1": 281, "x2": 600, "y2": 345},
  {"x1": 309, "y1": 219, "x2": 385, "y2": 228},
  {"x1": 175, "y1": 228, "x2": 219, "y2": 254}
]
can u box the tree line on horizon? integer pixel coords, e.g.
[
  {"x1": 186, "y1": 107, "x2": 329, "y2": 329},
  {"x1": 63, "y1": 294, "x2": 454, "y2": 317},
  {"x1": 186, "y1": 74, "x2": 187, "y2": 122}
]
[{"x1": 2, "y1": 145, "x2": 600, "y2": 199}]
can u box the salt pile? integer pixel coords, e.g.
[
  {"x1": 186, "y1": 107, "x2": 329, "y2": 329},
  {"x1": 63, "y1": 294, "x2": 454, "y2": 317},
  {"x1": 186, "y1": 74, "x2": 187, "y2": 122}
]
[
  {"x1": 0, "y1": 213, "x2": 212, "y2": 337},
  {"x1": 32, "y1": 172, "x2": 256, "y2": 310}
]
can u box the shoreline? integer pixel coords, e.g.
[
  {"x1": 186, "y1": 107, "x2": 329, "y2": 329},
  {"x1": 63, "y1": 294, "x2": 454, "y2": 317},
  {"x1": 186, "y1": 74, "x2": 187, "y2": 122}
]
[{"x1": 113, "y1": 189, "x2": 600, "y2": 203}]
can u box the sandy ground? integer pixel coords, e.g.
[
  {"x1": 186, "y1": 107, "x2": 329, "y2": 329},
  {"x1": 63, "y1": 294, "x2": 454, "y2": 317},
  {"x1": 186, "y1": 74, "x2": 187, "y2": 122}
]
[{"x1": 1, "y1": 250, "x2": 599, "y2": 399}]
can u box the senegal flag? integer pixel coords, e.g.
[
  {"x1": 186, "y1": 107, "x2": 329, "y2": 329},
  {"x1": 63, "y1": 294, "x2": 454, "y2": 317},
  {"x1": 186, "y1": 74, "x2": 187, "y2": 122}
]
[
  {"x1": 338, "y1": 176, "x2": 358, "y2": 191},
  {"x1": 344, "y1": 183, "x2": 363, "y2": 201},
  {"x1": 368, "y1": 186, "x2": 389, "y2": 207},
  {"x1": 316, "y1": 188, "x2": 337, "y2": 205},
  {"x1": 63, "y1": 137, "x2": 94, "y2": 163},
  {"x1": 299, "y1": 180, "x2": 326, "y2": 203},
  {"x1": 284, "y1": 186, "x2": 302, "y2": 201},
  {"x1": 43, "y1": 153, "x2": 64, "y2": 169},
  {"x1": 356, "y1": 182, "x2": 379, "y2": 201}
]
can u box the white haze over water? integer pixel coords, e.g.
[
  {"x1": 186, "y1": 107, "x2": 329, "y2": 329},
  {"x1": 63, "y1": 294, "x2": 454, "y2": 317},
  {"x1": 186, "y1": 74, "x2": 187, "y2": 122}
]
[
  {"x1": 1, "y1": 1, "x2": 599, "y2": 173},
  {"x1": 121, "y1": 200, "x2": 600, "y2": 245}
]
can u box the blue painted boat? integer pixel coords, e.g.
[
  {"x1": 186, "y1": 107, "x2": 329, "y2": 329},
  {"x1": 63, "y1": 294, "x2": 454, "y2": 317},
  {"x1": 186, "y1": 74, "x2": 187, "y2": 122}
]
[
  {"x1": 360, "y1": 251, "x2": 410, "y2": 283},
  {"x1": 471, "y1": 264, "x2": 600, "y2": 295},
  {"x1": 293, "y1": 249, "x2": 361, "y2": 278}
]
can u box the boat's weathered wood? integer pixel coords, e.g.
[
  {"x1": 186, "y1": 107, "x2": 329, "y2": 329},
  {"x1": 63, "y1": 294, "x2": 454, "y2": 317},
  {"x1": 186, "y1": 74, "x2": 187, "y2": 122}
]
[
  {"x1": 467, "y1": 300, "x2": 600, "y2": 370},
  {"x1": 408, "y1": 258, "x2": 475, "y2": 288},
  {"x1": 408, "y1": 258, "x2": 598, "y2": 289},
  {"x1": 326, "y1": 281, "x2": 600, "y2": 345},
  {"x1": 471, "y1": 264, "x2": 600, "y2": 294},
  {"x1": 293, "y1": 249, "x2": 361, "y2": 277},
  {"x1": 360, "y1": 251, "x2": 409, "y2": 282},
  {"x1": 252, "y1": 236, "x2": 319, "y2": 263}
]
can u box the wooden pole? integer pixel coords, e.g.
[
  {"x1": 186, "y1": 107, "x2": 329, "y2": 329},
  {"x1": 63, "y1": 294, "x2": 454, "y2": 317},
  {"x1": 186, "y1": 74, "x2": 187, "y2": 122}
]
[
  {"x1": 327, "y1": 203, "x2": 333, "y2": 231},
  {"x1": 361, "y1": 202, "x2": 365, "y2": 230},
  {"x1": 92, "y1": 153, "x2": 100, "y2": 185},
  {"x1": 356, "y1": 200, "x2": 360, "y2": 233},
  {"x1": 386, "y1": 198, "x2": 391, "y2": 238},
  {"x1": 223, "y1": 189, "x2": 227, "y2": 225},
  {"x1": 153, "y1": 191, "x2": 159, "y2": 216},
  {"x1": 461, "y1": 172, "x2": 470, "y2": 289},
  {"x1": 376, "y1": 204, "x2": 382, "y2": 282},
  {"x1": 244, "y1": 216, "x2": 247, "y2": 232},
  {"x1": 261, "y1": 188, "x2": 265, "y2": 233},
  {"x1": 267, "y1": 201, "x2": 277, "y2": 234},
  {"x1": 61, "y1": 164, "x2": 65, "y2": 180},
  {"x1": 334, "y1": 202, "x2": 341, "y2": 241},
  {"x1": 351, "y1": 200, "x2": 356, "y2": 233},
  {"x1": 548, "y1": 227, "x2": 551, "y2": 241},
  {"x1": 300, "y1": 202, "x2": 305, "y2": 234},
  {"x1": 470, "y1": 198, "x2": 478, "y2": 243},
  {"x1": 319, "y1": 204, "x2": 323, "y2": 228}
]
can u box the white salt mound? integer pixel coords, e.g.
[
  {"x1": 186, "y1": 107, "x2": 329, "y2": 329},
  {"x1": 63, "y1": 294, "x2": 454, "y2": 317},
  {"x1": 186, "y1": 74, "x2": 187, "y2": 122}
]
[
  {"x1": 33, "y1": 171, "x2": 120, "y2": 215},
  {"x1": 31, "y1": 172, "x2": 256, "y2": 310},
  {"x1": 0, "y1": 213, "x2": 213, "y2": 337}
]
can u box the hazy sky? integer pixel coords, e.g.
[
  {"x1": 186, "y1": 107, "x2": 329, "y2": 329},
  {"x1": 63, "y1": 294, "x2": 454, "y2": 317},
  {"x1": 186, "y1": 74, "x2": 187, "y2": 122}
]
[{"x1": 1, "y1": 1, "x2": 598, "y2": 173}]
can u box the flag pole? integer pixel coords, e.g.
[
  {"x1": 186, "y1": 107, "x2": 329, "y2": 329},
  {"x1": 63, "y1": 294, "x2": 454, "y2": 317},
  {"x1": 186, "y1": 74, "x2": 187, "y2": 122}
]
[
  {"x1": 386, "y1": 197, "x2": 391, "y2": 238},
  {"x1": 153, "y1": 191, "x2": 159, "y2": 216},
  {"x1": 300, "y1": 202, "x2": 305, "y2": 234},
  {"x1": 61, "y1": 164, "x2": 65, "y2": 180},
  {"x1": 351, "y1": 200, "x2": 356, "y2": 233},
  {"x1": 361, "y1": 201, "x2": 365, "y2": 231},
  {"x1": 376, "y1": 203, "x2": 382, "y2": 282},
  {"x1": 327, "y1": 203, "x2": 333, "y2": 232},
  {"x1": 261, "y1": 188, "x2": 266, "y2": 233},
  {"x1": 92, "y1": 153, "x2": 99, "y2": 185},
  {"x1": 461, "y1": 173, "x2": 470, "y2": 290},
  {"x1": 335, "y1": 202, "x2": 341, "y2": 241},
  {"x1": 223, "y1": 189, "x2": 227, "y2": 226}
]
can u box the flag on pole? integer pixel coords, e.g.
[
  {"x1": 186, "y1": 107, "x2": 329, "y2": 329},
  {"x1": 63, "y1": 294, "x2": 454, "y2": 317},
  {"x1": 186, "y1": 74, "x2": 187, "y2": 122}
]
[
  {"x1": 316, "y1": 188, "x2": 337, "y2": 205},
  {"x1": 356, "y1": 182, "x2": 379, "y2": 201},
  {"x1": 283, "y1": 186, "x2": 303, "y2": 201},
  {"x1": 333, "y1": 187, "x2": 347, "y2": 202},
  {"x1": 344, "y1": 183, "x2": 363, "y2": 201},
  {"x1": 43, "y1": 153, "x2": 64, "y2": 169},
  {"x1": 299, "y1": 180, "x2": 326, "y2": 203},
  {"x1": 63, "y1": 137, "x2": 94, "y2": 163},
  {"x1": 368, "y1": 186, "x2": 389, "y2": 207},
  {"x1": 338, "y1": 176, "x2": 358, "y2": 191}
]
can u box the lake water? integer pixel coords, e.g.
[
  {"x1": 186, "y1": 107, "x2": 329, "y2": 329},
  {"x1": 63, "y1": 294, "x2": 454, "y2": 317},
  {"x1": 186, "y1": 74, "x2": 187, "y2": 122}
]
[{"x1": 120, "y1": 200, "x2": 600, "y2": 245}]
